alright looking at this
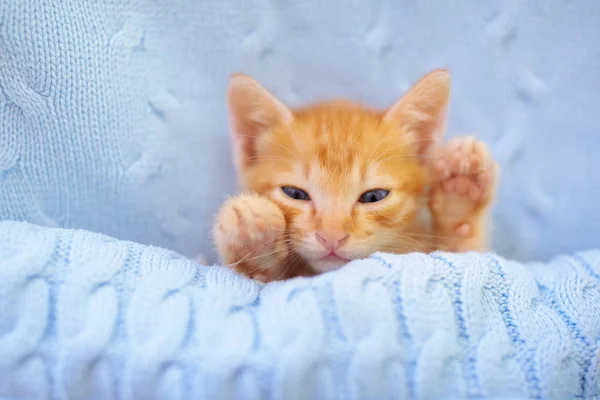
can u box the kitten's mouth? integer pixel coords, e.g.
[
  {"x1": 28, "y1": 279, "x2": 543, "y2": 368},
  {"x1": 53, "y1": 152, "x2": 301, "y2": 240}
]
[
  {"x1": 309, "y1": 252, "x2": 351, "y2": 273},
  {"x1": 319, "y1": 252, "x2": 349, "y2": 263}
]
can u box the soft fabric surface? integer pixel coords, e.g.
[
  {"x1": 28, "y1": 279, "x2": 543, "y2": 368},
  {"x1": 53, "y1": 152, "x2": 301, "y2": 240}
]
[
  {"x1": 2, "y1": 2, "x2": 600, "y2": 399},
  {"x1": 0, "y1": 221, "x2": 598, "y2": 399},
  {"x1": 2, "y1": 0, "x2": 600, "y2": 262}
]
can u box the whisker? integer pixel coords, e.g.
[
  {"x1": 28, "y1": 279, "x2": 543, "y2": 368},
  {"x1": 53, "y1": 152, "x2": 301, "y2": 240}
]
[
  {"x1": 246, "y1": 155, "x2": 292, "y2": 164},
  {"x1": 244, "y1": 246, "x2": 301, "y2": 279},
  {"x1": 374, "y1": 231, "x2": 462, "y2": 242},
  {"x1": 286, "y1": 127, "x2": 304, "y2": 162},
  {"x1": 237, "y1": 134, "x2": 300, "y2": 162},
  {"x1": 367, "y1": 127, "x2": 396, "y2": 164},
  {"x1": 375, "y1": 154, "x2": 436, "y2": 165},
  {"x1": 222, "y1": 235, "x2": 298, "y2": 272},
  {"x1": 372, "y1": 138, "x2": 440, "y2": 164},
  {"x1": 400, "y1": 232, "x2": 462, "y2": 241}
]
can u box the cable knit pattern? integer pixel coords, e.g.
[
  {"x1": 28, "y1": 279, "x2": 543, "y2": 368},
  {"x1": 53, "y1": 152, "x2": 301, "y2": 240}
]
[
  {"x1": 2, "y1": 2, "x2": 600, "y2": 398},
  {"x1": 2, "y1": 0, "x2": 600, "y2": 261},
  {"x1": 0, "y1": 221, "x2": 598, "y2": 400}
]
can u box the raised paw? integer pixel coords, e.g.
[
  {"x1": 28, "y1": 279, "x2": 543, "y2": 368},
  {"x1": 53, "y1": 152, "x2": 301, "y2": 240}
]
[
  {"x1": 429, "y1": 136, "x2": 498, "y2": 251},
  {"x1": 431, "y1": 136, "x2": 498, "y2": 217},
  {"x1": 213, "y1": 194, "x2": 288, "y2": 282}
]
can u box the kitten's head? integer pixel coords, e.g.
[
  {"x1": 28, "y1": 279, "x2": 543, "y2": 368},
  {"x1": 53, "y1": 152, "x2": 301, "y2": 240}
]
[{"x1": 227, "y1": 70, "x2": 450, "y2": 273}]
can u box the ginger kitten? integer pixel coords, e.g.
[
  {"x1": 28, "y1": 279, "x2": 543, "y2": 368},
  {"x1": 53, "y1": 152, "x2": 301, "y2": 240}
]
[{"x1": 213, "y1": 70, "x2": 498, "y2": 282}]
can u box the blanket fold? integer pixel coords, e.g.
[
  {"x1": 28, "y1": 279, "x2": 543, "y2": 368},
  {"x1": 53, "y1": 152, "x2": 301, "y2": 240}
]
[{"x1": 0, "y1": 221, "x2": 598, "y2": 400}]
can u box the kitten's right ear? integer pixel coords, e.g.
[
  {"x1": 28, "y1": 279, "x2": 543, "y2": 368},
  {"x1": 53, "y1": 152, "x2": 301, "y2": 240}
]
[
  {"x1": 383, "y1": 69, "x2": 451, "y2": 160},
  {"x1": 227, "y1": 74, "x2": 293, "y2": 168}
]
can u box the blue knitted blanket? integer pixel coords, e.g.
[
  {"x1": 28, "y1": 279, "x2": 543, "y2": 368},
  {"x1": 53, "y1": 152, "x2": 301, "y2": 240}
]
[{"x1": 0, "y1": 220, "x2": 598, "y2": 399}]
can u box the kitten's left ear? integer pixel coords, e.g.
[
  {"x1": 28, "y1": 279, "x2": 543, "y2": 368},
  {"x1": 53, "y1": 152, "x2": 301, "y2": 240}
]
[
  {"x1": 383, "y1": 69, "x2": 450, "y2": 159},
  {"x1": 227, "y1": 74, "x2": 294, "y2": 169}
]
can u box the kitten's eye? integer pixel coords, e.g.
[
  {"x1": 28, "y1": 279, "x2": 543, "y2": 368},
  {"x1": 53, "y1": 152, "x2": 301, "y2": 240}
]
[
  {"x1": 282, "y1": 186, "x2": 311, "y2": 201},
  {"x1": 359, "y1": 189, "x2": 389, "y2": 203}
]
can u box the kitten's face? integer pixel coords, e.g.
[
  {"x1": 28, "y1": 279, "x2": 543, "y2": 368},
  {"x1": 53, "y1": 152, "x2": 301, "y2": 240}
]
[
  {"x1": 228, "y1": 71, "x2": 450, "y2": 272},
  {"x1": 241, "y1": 105, "x2": 428, "y2": 272}
]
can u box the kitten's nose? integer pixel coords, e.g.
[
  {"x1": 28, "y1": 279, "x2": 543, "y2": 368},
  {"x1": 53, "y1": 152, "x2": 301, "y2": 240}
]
[{"x1": 315, "y1": 231, "x2": 349, "y2": 250}]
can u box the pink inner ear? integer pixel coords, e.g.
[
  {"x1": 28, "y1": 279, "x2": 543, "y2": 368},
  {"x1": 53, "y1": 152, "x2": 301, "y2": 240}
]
[
  {"x1": 227, "y1": 75, "x2": 294, "y2": 169},
  {"x1": 228, "y1": 122, "x2": 247, "y2": 171},
  {"x1": 227, "y1": 105, "x2": 261, "y2": 167},
  {"x1": 414, "y1": 102, "x2": 448, "y2": 158},
  {"x1": 383, "y1": 70, "x2": 451, "y2": 159}
]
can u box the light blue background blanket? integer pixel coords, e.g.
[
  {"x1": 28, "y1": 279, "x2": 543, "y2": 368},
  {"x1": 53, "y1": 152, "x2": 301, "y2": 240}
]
[
  {"x1": 2, "y1": 0, "x2": 600, "y2": 262},
  {"x1": 2, "y1": 1, "x2": 600, "y2": 398},
  {"x1": 0, "y1": 221, "x2": 598, "y2": 399}
]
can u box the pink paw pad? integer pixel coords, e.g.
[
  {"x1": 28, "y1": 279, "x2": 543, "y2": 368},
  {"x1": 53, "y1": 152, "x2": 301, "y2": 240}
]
[
  {"x1": 455, "y1": 223, "x2": 471, "y2": 237},
  {"x1": 434, "y1": 136, "x2": 497, "y2": 202}
]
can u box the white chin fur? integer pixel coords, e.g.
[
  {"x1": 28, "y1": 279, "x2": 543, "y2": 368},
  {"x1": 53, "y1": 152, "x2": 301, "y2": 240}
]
[{"x1": 310, "y1": 258, "x2": 347, "y2": 273}]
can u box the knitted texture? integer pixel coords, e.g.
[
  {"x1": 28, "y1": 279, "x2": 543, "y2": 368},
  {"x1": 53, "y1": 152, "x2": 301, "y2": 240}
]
[
  {"x1": 2, "y1": 0, "x2": 600, "y2": 262},
  {"x1": 0, "y1": 221, "x2": 598, "y2": 400}
]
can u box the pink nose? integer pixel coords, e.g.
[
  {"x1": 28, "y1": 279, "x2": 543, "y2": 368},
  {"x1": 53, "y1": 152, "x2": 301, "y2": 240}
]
[{"x1": 315, "y1": 231, "x2": 349, "y2": 250}]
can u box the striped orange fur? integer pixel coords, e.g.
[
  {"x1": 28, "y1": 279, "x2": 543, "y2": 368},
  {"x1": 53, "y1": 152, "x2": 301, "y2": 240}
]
[{"x1": 213, "y1": 70, "x2": 498, "y2": 282}]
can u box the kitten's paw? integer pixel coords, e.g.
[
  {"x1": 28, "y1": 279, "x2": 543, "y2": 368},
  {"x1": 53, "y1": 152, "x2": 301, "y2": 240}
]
[
  {"x1": 431, "y1": 136, "x2": 498, "y2": 219},
  {"x1": 429, "y1": 137, "x2": 498, "y2": 251},
  {"x1": 434, "y1": 136, "x2": 497, "y2": 202},
  {"x1": 213, "y1": 194, "x2": 288, "y2": 282}
]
